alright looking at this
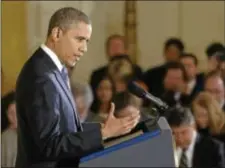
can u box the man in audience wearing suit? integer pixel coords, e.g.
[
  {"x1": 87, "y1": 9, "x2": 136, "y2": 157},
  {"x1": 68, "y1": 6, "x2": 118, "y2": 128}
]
[
  {"x1": 179, "y1": 53, "x2": 204, "y2": 103},
  {"x1": 160, "y1": 62, "x2": 190, "y2": 107},
  {"x1": 142, "y1": 38, "x2": 185, "y2": 97},
  {"x1": 15, "y1": 7, "x2": 140, "y2": 168},
  {"x1": 205, "y1": 42, "x2": 225, "y2": 73},
  {"x1": 89, "y1": 34, "x2": 142, "y2": 99},
  {"x1": 204, "y1": 70, "x2": 225, "y2": 111},
  {"x1": 167, "y1": 106, "x2": 225, "y2": 168}
]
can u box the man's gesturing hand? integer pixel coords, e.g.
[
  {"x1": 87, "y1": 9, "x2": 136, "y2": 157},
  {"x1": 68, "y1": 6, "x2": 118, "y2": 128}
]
[{"x1": 101, "y1": 103, "x2": 140, "y2": 140}]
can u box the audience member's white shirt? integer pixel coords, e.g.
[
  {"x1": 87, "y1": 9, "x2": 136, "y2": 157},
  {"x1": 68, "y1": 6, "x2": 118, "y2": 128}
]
[
  {"x1": 187, "y1": 79, "x2": 196, "y2": 95},
  {"x1": 175, "y1": 130, "x2": 197, "y2": 167}
]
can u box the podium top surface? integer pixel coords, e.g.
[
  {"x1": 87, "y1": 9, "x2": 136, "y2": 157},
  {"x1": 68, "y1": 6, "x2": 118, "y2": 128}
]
[{"x1": 80, "y1": 129, "x2": 161, "y2": 163}]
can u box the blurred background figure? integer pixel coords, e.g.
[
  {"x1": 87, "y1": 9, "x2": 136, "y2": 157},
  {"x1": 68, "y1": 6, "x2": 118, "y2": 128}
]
[
  {"x1": 205, "y1": 42, "x2": 225, "y2": 73},
  {"x1": 71, "y1": 82, "x2": 94, "y2": 122},
  {"x1": 179, "y1": 53, "x2": 204, "y2": 102},
  {"x1": 192, "y1": 91, "x2": 225, "y2": 142},
  {"x1": 90, "y1": 76, "x2": 115, "y2": 122},
  {"x1": 90, "y1": 34, "x2": 142, "y2": 100},
  {"x1": 204, "y1": 70, "x2": 225, "y2": 111},
  {"x1": 142, "y1": 38, "x2": 185, "y2": 97},
  {"x1": 1, "y1": 94, "x2": 17, "y2": 168}
]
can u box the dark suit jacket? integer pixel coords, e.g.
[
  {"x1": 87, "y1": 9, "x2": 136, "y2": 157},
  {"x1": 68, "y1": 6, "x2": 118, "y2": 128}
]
[
  {"x1": 141, "y1": 64, "x2": 166, "y2": 97},
  {"x1": 192, "y1": 134, "x2": 225, "y2": 168},
  {"x1": 15, "y1": 48, "x2": 104, "y2": 168},
  {"x1": 188, "y1": 73, "x2": 204, "y2": 102}
]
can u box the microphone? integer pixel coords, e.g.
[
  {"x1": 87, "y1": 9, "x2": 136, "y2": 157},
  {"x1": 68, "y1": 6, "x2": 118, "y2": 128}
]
[{"x1": 128, "y1": 81, "x2": 169, "y2": 110}]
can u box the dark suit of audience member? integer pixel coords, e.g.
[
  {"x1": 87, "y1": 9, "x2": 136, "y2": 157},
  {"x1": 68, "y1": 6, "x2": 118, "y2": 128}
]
[
  {"x1": 179, "y1": 53, "x2": 205, "y2": 103},
  {"x1": 142, "y1": 38, "x2": 185, "y2": 97},
  {"x1": 167, "y1": 106, "x2": 225, "y2": 168},
  {"x1": 160, "y1": 62, "x2": 192, "y2": 108}
]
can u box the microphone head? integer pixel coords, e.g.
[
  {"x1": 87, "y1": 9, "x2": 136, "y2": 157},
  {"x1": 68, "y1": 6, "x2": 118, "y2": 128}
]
[{"x1": 127, "y1": 81, "x2": 146, "y2": 98}]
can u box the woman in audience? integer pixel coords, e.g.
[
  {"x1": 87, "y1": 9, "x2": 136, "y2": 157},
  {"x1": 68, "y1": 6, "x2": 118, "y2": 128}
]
[
  {"x1": 192, "y1": 91, "x2": 225, "y2": 142},
  {"x1": 91, "y1": 75, "x2": 115, "y2": 122}
]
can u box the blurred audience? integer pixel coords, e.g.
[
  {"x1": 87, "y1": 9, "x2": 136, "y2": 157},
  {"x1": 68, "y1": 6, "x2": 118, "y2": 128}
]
[
  {"x1": 192, "y1": 91, "x2": 225, "y2": 142},
  {"x1": 142, "y1": 37, "x2": 185, "y2": 97},
  {"x1": 179, "y1": 53, "x2": 204, "y2": 102},
  {"x1": 204, "y1": 70, "x2": 225, "y2": 111},
  {"x1": 90, "y1": 34, "x2": 142, "y2": 100},
  {"x1": 1, "y1": 99, "x2": 17, "y2": 167},
  {"x1": 91, "y1": 76, "x2": 115, "y2": 122},
  {"x1": 167, "y1": 106, "x2": 225, "y2": 168},
  {"x1": 161, "y1": 62, "x2": 190, "y2": 107}
]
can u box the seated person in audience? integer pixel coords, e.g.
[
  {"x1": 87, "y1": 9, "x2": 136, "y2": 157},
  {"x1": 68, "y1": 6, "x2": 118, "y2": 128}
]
[
  {"x1": 142, "y1": 37, "x2": 185, "y2": 97},
  {"x1": 167, "y1": 106, "x2": 225, "y2": 168},
  {"x1": 192, "y1": 91, "x2": 225, "y2": 142},
  {"x1": 205, "y1": 42, "x2": 225, "y2": 73},
  {"x1": 108, "y1": 54, "x2": 143, "y2": 93},
  {"x1": 179, "y1": 53, "x2": 204, "y2": 102},
  {"x1": 90, "y1": 76, "x2": 115, "y2": 122},
  {"x1": 161, "y1": 62, "x2": 190, "y2": 107},
  {"x1": 204, "y1": 70, "x2": 225, "y2": 111},
  {"x1": 90, "y1": 34, "x2": 142, "y2": 100},
  {"x1": 1, "y1": 91, "x2": 16, "y2": 132},
  {"x1": 71, "y1": 82, "x2": 95, "y2": 122},
  {"x1": 1, "y1": 100, "x2": 17, "y2": 168}
]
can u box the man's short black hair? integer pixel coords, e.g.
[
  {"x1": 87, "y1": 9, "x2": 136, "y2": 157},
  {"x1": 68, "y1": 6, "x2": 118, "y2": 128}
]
[
  {"x1": 180, "y1": 52, "x2": 198, "y2": 66},
  {"x1": 165, "y1": 62, "x2": 188, "y2": 82},
  {"x1": 167, "y1": 106, "x2": 195, "y2": 127},
  {"x1": 164, "y1": 37, "x2": 185, "y2": 53},
  {"x1": 205, "y1": 42, "x2": 224, "y2": 58}
]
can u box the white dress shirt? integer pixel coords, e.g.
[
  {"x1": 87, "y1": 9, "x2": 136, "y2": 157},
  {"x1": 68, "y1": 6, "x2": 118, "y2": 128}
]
[
  {"x1": 41, "y1": 44, "x2": 71, "y2": 89},
  {"x1": 187, "y1": 79, "x2": 196, "y2": 95},
  {"x1": 175, "y1": 130, "x2": 197, "y2": 167}
]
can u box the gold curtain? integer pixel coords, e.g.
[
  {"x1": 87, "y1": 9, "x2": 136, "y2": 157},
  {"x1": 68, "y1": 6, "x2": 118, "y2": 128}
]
[
  {"x1": 124, "y1": 1, "x2": 138, "y2": 64},
  {"x1": 2, "y1": 1, "x2": 28, "y2": 96}
]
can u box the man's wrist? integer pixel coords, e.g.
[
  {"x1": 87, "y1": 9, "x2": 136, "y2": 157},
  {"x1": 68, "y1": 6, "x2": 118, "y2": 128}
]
[{"x1": 100, "y1": 123, "x2": 108, "y2": 140}]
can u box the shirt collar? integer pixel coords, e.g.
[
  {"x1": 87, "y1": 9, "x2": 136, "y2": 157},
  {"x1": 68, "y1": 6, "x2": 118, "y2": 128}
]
[{"x1": 41, "y1": 44, "x2": 64, "y2": 72}]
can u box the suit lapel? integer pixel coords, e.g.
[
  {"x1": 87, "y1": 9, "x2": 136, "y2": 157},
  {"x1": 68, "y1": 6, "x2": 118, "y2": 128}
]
[
  {"x1": 54, "y1": 71, "x2": 82, "y2": 131},
  {"x1": 192, "y1": 134, "x2": 200, "y2": 168},
  {"x1": 39, "y1": 48, "x2": 82, "y2": 131}
]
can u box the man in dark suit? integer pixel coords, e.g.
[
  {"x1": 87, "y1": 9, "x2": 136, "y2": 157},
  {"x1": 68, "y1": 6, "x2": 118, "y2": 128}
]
[
  {"x1": 167, "y1": 106, "x2": 225, "y2": 168},
  {"x1": 179, "y1": 53, "x2": 204, "y2": 103},
  {"x1": 142, "y1": 38, "x2": 185, "y2": 97},
  {"x1": 15, "y1": 7, "x2": 140, "y2": 168}
]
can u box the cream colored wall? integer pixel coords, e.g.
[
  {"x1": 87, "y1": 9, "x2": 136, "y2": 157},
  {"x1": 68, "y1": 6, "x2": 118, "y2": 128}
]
[{"x1": 26, "y1": 1, "x2": 225, "y2": 83}]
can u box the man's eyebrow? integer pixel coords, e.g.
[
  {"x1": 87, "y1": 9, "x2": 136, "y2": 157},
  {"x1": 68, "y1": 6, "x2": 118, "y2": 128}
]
[{"x1": 77, "y1": 36, "x2": 90, "y2": 43}]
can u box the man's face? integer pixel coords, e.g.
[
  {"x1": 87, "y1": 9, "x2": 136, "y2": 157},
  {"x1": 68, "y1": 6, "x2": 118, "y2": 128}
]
[
  {"x1": 108, "y1": 38, "x2": 126, "y2": 58},
  {"x1": 180, "y1": 57, "x2": 197, "y2": 81},
  {"x1": 172, "y1": 124, "x2": 194, "y2": 149},
  {"x1": 164, "y1": 69, "x2": 184, "y2": 92},
  {"x1": 53, "y1": 22, "x2": 92, "y2": 68},
  {"x1": 205, "y1": 76, "x2": 225, "y2": 104},
  {"x1": 164, "y1": 45, "x2": 181, "y2": 62}
]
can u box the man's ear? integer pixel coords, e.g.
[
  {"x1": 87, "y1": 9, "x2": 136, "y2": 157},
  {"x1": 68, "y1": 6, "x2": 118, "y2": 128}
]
[{"x1": 51, "y1": 27, "x2": 61, "y2": 42}]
